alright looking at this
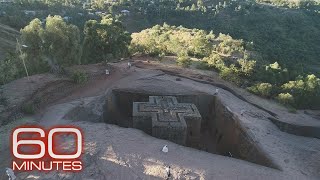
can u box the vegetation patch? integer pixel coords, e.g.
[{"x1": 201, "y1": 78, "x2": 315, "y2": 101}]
[
  {"x1": 71, "y1": 70, "x2": 88, "y2": 84},
  {"x1": 247, "y1": 83, "x2": 274, "y2": 98}
]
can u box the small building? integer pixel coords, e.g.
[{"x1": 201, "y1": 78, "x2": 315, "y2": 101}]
[{"x1": 121, "y1": 10, "x2": 130, "y2": 16}]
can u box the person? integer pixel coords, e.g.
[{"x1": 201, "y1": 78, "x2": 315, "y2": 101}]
[
  {"x1": 128, "y1": 62, "x2": 132, "y2": 69},
  {"x1": 162, "y1": 145, "x2": 168, "y2": 153}
]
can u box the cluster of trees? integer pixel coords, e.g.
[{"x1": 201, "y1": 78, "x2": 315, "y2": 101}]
[
  {"x1": 20, "y1": 15, "x2": 81, "y2": 73},
  {"x1": 131, "y1": 24, "x2": 256, "y2": 84},
  {"x1": 125, "y1": 0, "x2": 320, "y2": 79},
  {"x1": 255, "y1": 0, "x2": 320, "y2": 9},
  {"x1": 131, "y1": 23, "x2": 244, "y2": 58},
  {"x1": 0, "y1": 1, "x2": 91, "y2": 30},
  {"x1": 0, "y1": 14, "x2": 130, "y2": 85},
  {"x1": 248, "y1": 62, "x2": 320, "y2": 109},
  {"x1": 1, "y1": 0, "x2": 319, "y2": 110},
  {"x1": 14, "y1": 0, "x2": 82, "y2": 7},
  {"x1": 131, "y1": 24, "x2": 320, "y2": 109}
]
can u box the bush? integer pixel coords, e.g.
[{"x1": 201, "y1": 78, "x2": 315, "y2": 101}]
[
  {"x1": 177, "y1": 54, "x2": 191, "y2": 67},
  {"x1": 219, "y1": 67, "x2": 242, "y2": 85},
  {"x1": 247, "y1": 83, "x2": 273, "y2": 97},
  {"x1": 0, "y1": 54, "x2": 20, "y2": 85},
  {"x1": 277, "y1": 93, "x2": 294, "y2": 105},
  {"x1": 71, "y1": 71, "x2": 88, "y2": 84},
  {"x1": 203, "y1": 53, "x2": 225, "y2": 70},
  {"x1": 195, "y1": 61, "x2": 211, "y2": 70},
  {"x1": 238, "y1": 58, "x2": 256, "y2": 76},
  {"x1": 21, "y1": 103, "x2": 35, "y2": 115},
  {"x1": 281, "y1": 74, "x2": 320, "y2": 109}
]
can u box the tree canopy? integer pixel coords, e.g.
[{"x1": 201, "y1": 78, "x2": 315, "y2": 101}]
[{"x1": 81, "y1": 15, "x2": 131, "y2": 64}]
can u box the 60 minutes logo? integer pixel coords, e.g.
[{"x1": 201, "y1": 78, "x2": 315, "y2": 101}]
[{"x1": 11, "y1": 126, "x2": 83, "y2": 172}]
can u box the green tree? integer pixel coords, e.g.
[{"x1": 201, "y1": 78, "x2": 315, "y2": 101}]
[
  {"x1": 41, "y1": 15, "x2": 81, "y2": 68},
  {"x1": 0, "y1": 54, "x2": 19, "y2": 85},
  {"x1": 191, "y1": 4, "x2": 197, "y2": 11},
  {"x1": 238, "y1": 58, "x2": 256, "y2": 76},
  {"x1": 204, "y1": 53, "x2": 224, "y2": 70},
  {"x1": 20, "y1": 16, "x2": 81, "y2": 73},
  {"x1": 92, "y1": 0, "x2": 105, "y2": 10},
  {"x1": 82, "y1": 15, "x2": 131, "y2": 64},
  {"x1": 20, "y1": 18, "x2": 49, "y2": 74},
  {"x1": 197, "y1": 0, "x2": 204, "y2": 8},
  {"x1": 281, "y1": 74, "x2": 320, "y2": 108},
  {"x1": 247, "y1": 83, "x2": 273, "y2": 97},
  {"x1": 277, "y1": 93, "x2": 294, "y2": 106}
]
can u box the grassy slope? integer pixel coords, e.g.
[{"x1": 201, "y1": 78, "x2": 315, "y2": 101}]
[{"x1": 0, "y1": 23, "x2": 19, "y2": 60}]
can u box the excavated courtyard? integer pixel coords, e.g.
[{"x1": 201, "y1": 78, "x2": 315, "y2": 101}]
[{"x1": 0, "y1": 60, "x2": 319, "y2": 179}]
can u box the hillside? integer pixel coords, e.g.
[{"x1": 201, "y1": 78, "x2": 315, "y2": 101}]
[
  {"x1": 119, "y1": 0, "x2": 320, "y2": 76},
  {"x1": 0, "y1": 23, "x2": 19, "y2": 60}
]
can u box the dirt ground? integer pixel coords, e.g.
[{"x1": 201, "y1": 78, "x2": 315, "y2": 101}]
[{"x1": 0, "y1": 58, "x2": 319, "y2": 179}]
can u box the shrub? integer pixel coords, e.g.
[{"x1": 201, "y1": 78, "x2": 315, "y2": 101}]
[
  {"x1": 247, "y1": 83, "x2": 273, "y2": 97},
  {"x1": 71, "y1": 71, "x2": 88, "y2": 84},
  {"x1": 203, "y1": 53, "x2": 225, "y2": 70},
  {"x1": 0, "y1": 54, "x2": 20, "y2": 85},
  {"x1": 281, "y1": 74, "x2": 320, "y2": 109},
  {"x1": 177, "y1": 54, "x2": 191, "y2": 67},
  {"x1": 196, "y1": 61, "x2": 211, "y2": 70},
  {"x1": 238, "y1": 59, "x2": 256, "y2": 76},
  {"x1": 219, "y1": 67, "x2": 242, "y2": 85},
  {"x1": 277, "y1": 93, "x2": 294, "y2": 105},
  {"x1": 21, "y1": 103, "x2": 35, "y2": 115}
]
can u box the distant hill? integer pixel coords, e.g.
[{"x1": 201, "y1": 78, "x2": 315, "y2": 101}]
[{"x1": 0, "y1": 23, "x2": 19, "y2": 60}]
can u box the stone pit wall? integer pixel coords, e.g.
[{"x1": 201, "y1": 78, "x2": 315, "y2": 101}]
[
  {"x1": 103, "y1": 89, "x2": 215, "y2": 128},
  {"x1": 213, "y1": 97, "x2": 279, "y2": 169},
  {"x1": 103, "y1": 88, "x2": 278, "y2": 169}
]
